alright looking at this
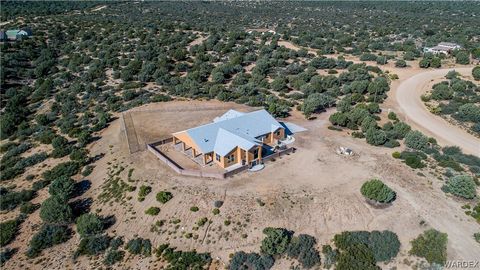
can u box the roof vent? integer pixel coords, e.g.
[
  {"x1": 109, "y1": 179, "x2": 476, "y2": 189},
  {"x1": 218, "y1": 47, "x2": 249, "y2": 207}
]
[{"x1": 204, "y1": 139, "x2": 208, "y2": 142}]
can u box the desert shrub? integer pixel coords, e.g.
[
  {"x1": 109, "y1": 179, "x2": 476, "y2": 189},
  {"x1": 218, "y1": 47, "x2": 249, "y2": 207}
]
[
  {"x1": 19, "y1": 202, "x2": 39, "y2": 214},
  {"x1": 156, "y1": 191, "x2": 173, "y2": 204},
  {"x1": 75, "y1": 235, "x2": 110, "y2": 257},
  {"x1": 360, "y1": 179, "x2": 396, "y2": 203},
  {"x1": 387, "y1": 112, "x2": 398, "y2": 121},
  {"x1": 76, "y1": 213, "x2": 104, "y2": 237},
  {"x1": 392, "y1": 152, "x2": 401, "y2": 159},
  {"x1": 405, "y1": 130, "x2": 429, "y2": 151},
  {"x1": 0, "y1": 189, "x2": 36, "y2": 211},
  {"x1": 42, "y1": 161, "x2": 81, "y2": 182},
  {"x1": 260, "y1": 227, "x2": 293, "y2": 256},
  {"x1": 334, "y1": 230, "x2": 400, "y2": 262},
  {"x1": 190, "y1": 206, "x2": 199, "y2": 212},
  {"x1": 229, "y1": 251, "x2": 274, "y2": 270},
  {"x1": 400, "y1": 151, "x2": 426, "y2": 169},
  {"x1": 336, "y1": 244, "x2": 380, "y2": 270},
  {"x1": 27, "y1": 224, "x2": 70, "y2": 258},
  {"x1": 212, "y1": 208, "x2": 220, "y2": 215},
  {"x1": 104, "y1": 249, "x2": 125, "y2": 266},
  {"x1": 0, "y1": 142, "x2": 18, "y2": 153},
  {"x1": 409, "y1": 229, "x2": 448, "y2": 265},
  {"x1": 383, "y1": 139, "x2": 400, "y2": 148},
  {"x1": 138, "y1": 185, "x2": 152, "y2": 201},
  {"x1": 14, "y1": 152, "x2": 48, "y2": 170},
  {"x1": 145, "y1": 207, "x2": 160, "y2": 215},
  {"x1": 0, "y1": 219, "x2": 19, "y2": 247},
  {"x1": 110, "y1": 237, "x2": 124, "y2": 250},
  {"x1": 81, "y1": 165, "x2": 94, "y2": 177},
  {"x1": 322, "y1": 245, "x2": 338, "y2": 269},
  {"x1": 474, "y1": 233, "x2": 480, "y2": 243},
  {"x1": 39, "y1": 196, "x2": 73, "y2": 224},
  {"x1": 49, "y1": 176, "x2": 75, "y2": 200},
  {"x1": 442, "y1": 175, "x2": 476, "y2": 199},
  {"x1": 365, "y1": 128, "x2": 387, "y2": 146},
  {"x1": 287, "y1": 234, "x2": 321, "y2": 268},
  {"x1": 158, "y1": 244, "x2": 212, "y2": 269},
  {"x1": 32, "y1": 179, "x2": 50, "y2": 191},
  {"x1": 0, "y1": 248, "x2": 15, "y2": 266},
  {"x1": 197, "y1": 217, "x2": 208, "y2": 227},
  {"x1": 126, "y1": 238, "x2": 151, "y2": 256}
]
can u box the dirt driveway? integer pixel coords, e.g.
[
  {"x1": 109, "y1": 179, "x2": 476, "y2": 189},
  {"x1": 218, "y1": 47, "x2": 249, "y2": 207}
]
[{"x1": 394, "y1": 67, "x2": 479, "y2": 156}]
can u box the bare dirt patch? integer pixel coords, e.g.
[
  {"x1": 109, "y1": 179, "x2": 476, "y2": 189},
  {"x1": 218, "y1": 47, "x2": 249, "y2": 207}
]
[{"x1": 5, "y1": 100, "x2": 479, "y2": 269}]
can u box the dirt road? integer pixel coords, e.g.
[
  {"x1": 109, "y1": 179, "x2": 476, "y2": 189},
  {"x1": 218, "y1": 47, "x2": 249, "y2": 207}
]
[{"x1": 395, "y1": 67, "x2": 479, "y2": 156}]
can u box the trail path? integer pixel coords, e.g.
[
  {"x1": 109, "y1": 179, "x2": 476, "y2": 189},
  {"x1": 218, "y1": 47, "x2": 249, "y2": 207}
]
[{"x1": 395, "y1": 67, "x2": 479, "y2": 156}]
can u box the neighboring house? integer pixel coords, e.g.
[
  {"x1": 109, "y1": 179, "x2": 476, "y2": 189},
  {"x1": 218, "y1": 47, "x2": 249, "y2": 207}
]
[
  {"x1": 172, "y1": 109, "x2": 288, "y2": 169},
  {"x1": 424, "y1": 42, "x2": 462, "y2": 55},
  {"x1": 5, "y1": 29, "x2": 31, "y2": 41}
]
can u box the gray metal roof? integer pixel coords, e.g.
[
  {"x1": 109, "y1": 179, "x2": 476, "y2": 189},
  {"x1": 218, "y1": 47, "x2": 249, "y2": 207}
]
[{"x1": 176, "y1": 109, "x2": 284, "y2": 156}]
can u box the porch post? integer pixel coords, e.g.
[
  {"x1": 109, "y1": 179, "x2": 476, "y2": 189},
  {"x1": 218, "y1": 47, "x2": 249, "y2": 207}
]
[
  {"x1": 203, "y1": 154, "x2": 207, "y2": 165},
  {"x1": 193, "y1": 148, "x2": 197, "y2": 157},
  {"x1": 182, "y1": 142, "x2": 186, "y2": 151}
]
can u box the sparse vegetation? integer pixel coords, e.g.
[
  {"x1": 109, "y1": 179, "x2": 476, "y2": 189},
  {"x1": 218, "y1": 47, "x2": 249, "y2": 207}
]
[{"x1": 409, "y1": 229, "x2": 448, "y2": 265}]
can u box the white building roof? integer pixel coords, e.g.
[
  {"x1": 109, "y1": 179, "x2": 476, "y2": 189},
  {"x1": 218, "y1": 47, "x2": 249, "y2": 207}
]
[{"x1": 174, "y1": 109, "x2": 284, "y2": 156}]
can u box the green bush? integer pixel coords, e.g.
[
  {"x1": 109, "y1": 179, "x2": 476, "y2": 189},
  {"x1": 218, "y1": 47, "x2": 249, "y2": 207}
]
[
  {"x1": 145, "y1": 207, "x2": 160, "y2": 215},
  {"x1": 75, "y1": 235, "x2": 110, "y2": 258},
  {"x1": 42, "y1": 161, "x2": 81, "y2": 182},
  {"x1": 474, "y1": 233, "x2": 480, "y2": 243},
  {"x1": 409, "y1": 229, "x2": 448, "y2": 264},
  {"x1": 405, "y1": 130, "x2": 429, "y2": 151},
  {"x1": 365, "y1": 128, "x2": 387, "y2": 146},
  {"x1": 158, "y1": 244, "x2": 212, "y2": 269},
  {"x1": 360, "y1": 179, "x2": 396, "y2": 203},
  {"x1": 442, "y1": 175, "x2": 476, "y2": 199},
  {"x1": 76, "y1": 213, "x2": 104, "y2": 237},
  {"x1": 48, "y1": 176, "x2": 75, "y2": 200},
  {"x1": 286, "y1": 234, "x2": 321, "y2": 268},
  {"x1": 392, "y1": 152, "x2": 401, "y2": 159},
  {"x1": 322, "y1": 245, "x2": 338, "y2": 269},
  {"x1": 197, "y1": 217, "x2": 208, "y2": 227},
  {"x1": 0, "y1": 248, "x2": 15, "y2": 266},
  {"x1": 229, "y1": 251, "x2": 274, "y2": 270},
  {"x1": 260, "y1": 227, "x2": 293, "y2": 256},
  {"x1": 0, "y1": 189, "x2": 36, "y2": 211},
  {"x1": 212, "y1": 208, "x2": 220, "y2": 215},
  {"x1": 190, "y1": 206, "x2": 199, "y2": 212},
  {"x1": 126, "y1": 237, "x2": 151, "y2": 256},
  {"x1": 333, "y1": 230, "x2": 400, "y2": 262},
  {"x1": 473, "y1": 66, "x2": 480, "y2": 81},
  {"x1": 156, "y1": 191, "x2": 173, "y2": 204},
  {"x1": 39, "y1": 196, "x2": 73, "y2": 224},
  {"x1": 27, "y1": 224, "x2": 70, "y2": 258},
  {"x1": 138, "y1": 185, "x2": 152, "y2": 201},
  {"x1": 104, "y1": 249, "x2": 125, "y2": 266},
  {"x1": 400, "y1": 151, "x2": 427, "y2": 169},
  {"x1": 0, "y1": 219, "x2": 19, "y2": 247},
  {"x1": 336, "y1": 244, "x2": 380, "y2": 270},
  {"x1": 19, "y1": 202, "x2": 39, "y2": 214}
]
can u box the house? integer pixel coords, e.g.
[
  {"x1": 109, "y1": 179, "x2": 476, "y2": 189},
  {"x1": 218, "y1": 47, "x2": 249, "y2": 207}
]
[
  {"x1": 424, "y1": 42, "x2": 462, "y2": 55},
  {"x1": 5, "y1": 29, "x2": 30, "y2": 41},
  {"x1": 172, "y1": 109, "x2": 288, "y2": 169}
]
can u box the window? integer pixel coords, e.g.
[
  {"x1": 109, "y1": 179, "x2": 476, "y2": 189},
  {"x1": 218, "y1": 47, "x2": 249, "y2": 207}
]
[
  {"x1": 215, "y1": 154, "x2": 220, "y2": 161},
  {"x1": 227, "y1": 154, "x2": 235, "y2": 163},
  {"x1": 253, "y1": 148, "x2": 259, "y2": 159},
  {"x1": 275, "y1": 130, "x2": 281, "y2": 136}
]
